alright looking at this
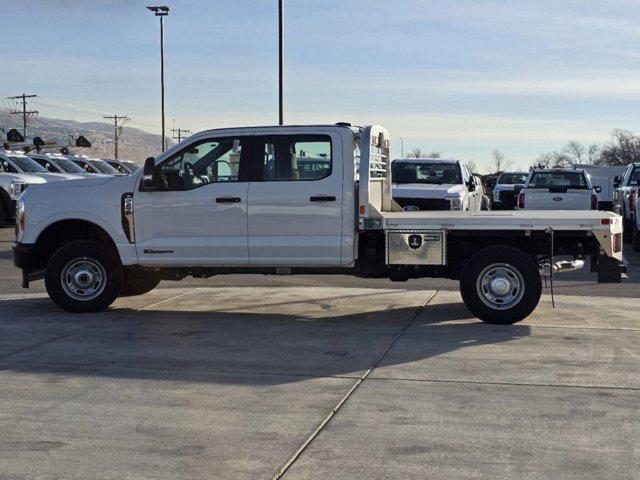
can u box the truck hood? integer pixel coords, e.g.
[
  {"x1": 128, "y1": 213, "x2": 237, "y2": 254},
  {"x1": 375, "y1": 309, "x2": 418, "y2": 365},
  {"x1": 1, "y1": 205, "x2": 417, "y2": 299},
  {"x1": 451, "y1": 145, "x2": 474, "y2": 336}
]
[
  {"x1": 392, "y1": 183, "x2": 465, "y2": 199},
  {"x1": 25, "y1": 172, "x2": 84, "y2": 182},
  {"x1": 1, "y1": 172, "x2": 48, "y2": 184},
  {"x1": 24, "y1": 174, "x2": 117, "y2": 192}
]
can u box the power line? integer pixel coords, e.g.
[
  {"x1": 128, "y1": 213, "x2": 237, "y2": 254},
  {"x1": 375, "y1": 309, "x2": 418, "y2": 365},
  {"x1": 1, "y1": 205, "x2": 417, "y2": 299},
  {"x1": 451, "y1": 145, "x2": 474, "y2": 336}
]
[
  {"x1": 103, "y1": 114, "x2": 130, "y2": 159},
  {"x1": 171, "y1": 127, "x2": 191, "y2": 143},
  {"x1": 5, "y1": 93, "x2": 38, "y2": 140}
]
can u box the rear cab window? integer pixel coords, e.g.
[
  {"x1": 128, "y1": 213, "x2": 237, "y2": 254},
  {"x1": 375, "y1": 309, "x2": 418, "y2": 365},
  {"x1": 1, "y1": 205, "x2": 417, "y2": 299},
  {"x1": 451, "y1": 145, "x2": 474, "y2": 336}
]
[
  {"x1": 256, "y1": 134, "x2": 332, "y2": 181},
  {"x1": 497, "y1": 173, "x2": 528, "y2": 185},
  {"x1": 528, "y1": 171, "x2": 589, "y2": 190}
]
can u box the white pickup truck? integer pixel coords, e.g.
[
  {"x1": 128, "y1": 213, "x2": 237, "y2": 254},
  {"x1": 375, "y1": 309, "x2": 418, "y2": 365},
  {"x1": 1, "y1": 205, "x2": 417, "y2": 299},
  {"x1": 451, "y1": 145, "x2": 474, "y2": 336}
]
[
  {"x1": 391, "y1": 158, "x2": 481, "y2": 211},
  {"x1": 12, "y1": 124, "x2": 624, "y2": 324},
  {"x1": 517, "y1": 168, "x2": 597, "y2": 210},
  {"x1": 613, "y1": 162, "x2": 640, "y2": 240}
]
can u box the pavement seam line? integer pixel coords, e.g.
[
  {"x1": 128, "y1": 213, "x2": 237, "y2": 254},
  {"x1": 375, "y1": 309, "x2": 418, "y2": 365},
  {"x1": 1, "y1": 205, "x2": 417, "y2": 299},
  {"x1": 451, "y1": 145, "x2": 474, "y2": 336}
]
[
  {"x1": 272, "y1": 290, "x2": 438, "y2": 480},
  {"x1": 0, "y1": 327, "x2": 88, "y2": 361},
  {"x1": 137, "y1": 288, "x2": 200, "y2": 311}
]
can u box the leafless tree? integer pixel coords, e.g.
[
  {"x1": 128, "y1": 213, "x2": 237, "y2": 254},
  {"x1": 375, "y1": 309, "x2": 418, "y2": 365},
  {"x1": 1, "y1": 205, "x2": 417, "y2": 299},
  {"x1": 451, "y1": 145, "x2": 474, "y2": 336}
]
[
  {"x1": 562, "y1": 141, "x2": 585, "y2": 165},
  {"x1": 587, "y1": 143, "x2": 600, "y2": 164},
  {"x1": 491, "y1": 150, "x2": 513, "y2": 173},
  {"x1": 598, "y1": 129, "x2": 640, "y2": 166},
  {"x1": 534, "y1": 151, "x2": 572, "y2": 168},
  {"x1": 407, "y1": 148, "x2": 441, "y2": 158}
]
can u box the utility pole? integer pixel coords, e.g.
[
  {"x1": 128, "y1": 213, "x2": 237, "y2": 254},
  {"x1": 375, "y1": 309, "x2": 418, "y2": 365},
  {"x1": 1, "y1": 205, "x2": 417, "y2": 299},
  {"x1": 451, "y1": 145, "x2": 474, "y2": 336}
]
[
  {"x1": 147, "y1": 6, "x2": 170, "y2": 151},
  {"x1": 5, "y1": 93, "x2": 38, "y2": 140},
  {"x1": 278, "y1": 0, "x2": 284, "y2": 125},
  {"x1": 103, "y1": 114, "x2": 130, "y2": 159},
  {"x1": 171, "y1": 127, "x2": 190, "y2": 143}
]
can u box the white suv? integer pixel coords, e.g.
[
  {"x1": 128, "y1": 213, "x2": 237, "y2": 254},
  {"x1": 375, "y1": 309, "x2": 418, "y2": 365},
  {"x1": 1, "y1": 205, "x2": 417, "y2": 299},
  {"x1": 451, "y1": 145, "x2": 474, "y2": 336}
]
[{"x1": 391, "y1": 158, "x2": 481, "y2": 211}]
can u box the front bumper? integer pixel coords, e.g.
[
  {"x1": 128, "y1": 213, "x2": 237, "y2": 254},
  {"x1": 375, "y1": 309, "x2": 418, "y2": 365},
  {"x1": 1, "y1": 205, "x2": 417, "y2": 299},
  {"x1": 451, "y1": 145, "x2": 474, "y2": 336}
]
[{"x1": 12, "y1": 243, "x2": 36, "y2": 288}]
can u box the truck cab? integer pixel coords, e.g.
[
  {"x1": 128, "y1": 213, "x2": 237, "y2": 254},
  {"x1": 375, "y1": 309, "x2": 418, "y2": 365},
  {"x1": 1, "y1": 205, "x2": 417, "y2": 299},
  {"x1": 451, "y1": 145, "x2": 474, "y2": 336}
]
[
  {"x1": 613, "y1": 162, "x2": 640, "y2": 239},
  {"x1": 492, "y1": 172, "x2": 528, "y2": 210},
  {"x1": 390, "y1": 158, "x2": 481, "y2": 211},
  {"x1": 12, "y1": 124, "x2": 624, "y2": 325},
  {"x1": 517, "y1": 168, "x2": 597, "y2": 210}
]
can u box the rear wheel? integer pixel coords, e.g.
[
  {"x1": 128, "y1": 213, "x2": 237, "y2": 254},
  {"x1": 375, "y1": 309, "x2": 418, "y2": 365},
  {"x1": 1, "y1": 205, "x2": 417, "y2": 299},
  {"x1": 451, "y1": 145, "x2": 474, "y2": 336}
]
[
  {"x1": 460, "y1": 246, "x2": 542, "y2": 324},
  {"x1": 624, "y1": 217, "x2": 634, "y2": 242},
  {"x1": 45, "y1": 240, "x2": 122, "y2": 313}
]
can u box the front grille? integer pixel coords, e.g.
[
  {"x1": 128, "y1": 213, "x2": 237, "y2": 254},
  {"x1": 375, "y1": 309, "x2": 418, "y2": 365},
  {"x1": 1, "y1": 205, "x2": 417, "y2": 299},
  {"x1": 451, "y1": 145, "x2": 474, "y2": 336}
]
[{"x1": 394, "y1": 197, "x2": 450, "y2": 211}]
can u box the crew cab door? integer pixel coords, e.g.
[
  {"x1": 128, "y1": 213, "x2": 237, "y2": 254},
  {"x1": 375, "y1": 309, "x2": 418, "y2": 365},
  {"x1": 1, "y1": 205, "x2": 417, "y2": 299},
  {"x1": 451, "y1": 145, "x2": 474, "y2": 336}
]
[
  {"x1": 133, "y1": 135, "x2": 252, "y2": 265},
  {"x1": 247, "y1": 130, "x2": 344, "y2": 265}
]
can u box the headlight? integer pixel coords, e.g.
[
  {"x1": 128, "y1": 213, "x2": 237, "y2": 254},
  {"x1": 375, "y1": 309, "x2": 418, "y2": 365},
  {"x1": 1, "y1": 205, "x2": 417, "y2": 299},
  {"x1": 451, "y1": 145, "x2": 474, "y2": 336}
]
[
  {"x1": 9, "y1": 182, "x2": 28, "y2": 200},
  {"x1": 447, "y1": 197, "x2": 463, "y2": 210},
  {"x1": 493, "y1": 191, "x2": 500, "y2": 201},
  {"x1": 15, "y1": 198, "x2": 25, "y2": 242}
]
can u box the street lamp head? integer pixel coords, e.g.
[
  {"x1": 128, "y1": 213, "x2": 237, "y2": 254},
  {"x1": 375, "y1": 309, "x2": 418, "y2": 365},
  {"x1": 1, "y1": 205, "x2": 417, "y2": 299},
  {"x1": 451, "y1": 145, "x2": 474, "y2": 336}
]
[{"x1": 146, "y1": 5, "x2": 170, "y2": 16}]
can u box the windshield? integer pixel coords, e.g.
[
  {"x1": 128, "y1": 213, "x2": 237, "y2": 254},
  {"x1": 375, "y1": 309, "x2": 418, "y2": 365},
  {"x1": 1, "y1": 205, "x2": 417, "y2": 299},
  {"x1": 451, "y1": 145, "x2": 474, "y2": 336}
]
[
  {"x1": 528, "y1": 171, "x2": 589, "y2": 189},
  {"x1": 498, "y1": 173, "x2": 528, "y2": 185},
  {"x1": 89, "y1": 159, "x2": 119, "y2": 174},
  {"x1": 630, "y1": 167, "x2": 640, "y2": 186},
  {"x1": 9, "y1": 156, "x2": 46, "y2": 173},
  {"x1": 73, "y1": 159, "x2": 99, "y2": 173},
  {"x1": 54, "y1": 158, "x2": 86, "y2": 173},
  {"x1": 392, "y1": 161, "x2": 462, "y2": 185}
]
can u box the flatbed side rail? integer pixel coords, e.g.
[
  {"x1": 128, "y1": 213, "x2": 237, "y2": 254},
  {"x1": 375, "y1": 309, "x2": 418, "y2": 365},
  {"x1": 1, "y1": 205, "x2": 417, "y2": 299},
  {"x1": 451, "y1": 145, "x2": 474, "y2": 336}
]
[{"x1": 358, "y1": 125, "x2": 393, "y2": 219}]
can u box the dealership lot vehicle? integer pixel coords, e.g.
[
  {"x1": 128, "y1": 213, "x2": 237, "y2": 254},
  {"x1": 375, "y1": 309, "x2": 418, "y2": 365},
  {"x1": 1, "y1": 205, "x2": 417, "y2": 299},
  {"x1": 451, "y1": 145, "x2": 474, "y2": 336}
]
[
  {"x1": 613, "y1": 162, "x2": 640, "y2": 239},
  {"x1": 391, "y1": 157, "x2": 481, "y2": 211},
  {"x1": 492, "y1": 171, "x2": 528, "y2": 209},
  {"x1": 120, "y1": 159, "x2": 141, "y2": 172},
  {"x1": 0, "y1": 172, "x2": 49, "y2": 224},
  {"x1": 517, "y1": 168, "x2": 597, "y2": 210},
  {"x1": 28, "y1": 152, "x2": 95, "y2": 177},
  {"x1": 105, "y1": 158, "x2": 135, "y2": 174},
  {"x1": 576, "y1": 164, "x2": 626, "y2": 211},
  {"x1": 633, "y1": 192, "x2": 640, "y2": 251},
  {"x1": 1, "y1": 151, "x2": 82, "y2": 181},
  {"x1": 13, "y1": 125, "x2": 624, "y2": 324}
]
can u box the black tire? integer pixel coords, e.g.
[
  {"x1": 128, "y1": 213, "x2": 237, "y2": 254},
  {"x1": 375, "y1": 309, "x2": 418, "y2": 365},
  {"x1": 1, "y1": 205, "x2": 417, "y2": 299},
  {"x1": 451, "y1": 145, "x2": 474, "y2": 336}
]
[
  {"x1": 0, "y1": 203, "x2": 7, "y2": 226},
  {"x1": 623, "y1": 218, "x2": 633, "y2": 242},
  {"x1": 633, "y1": 222, "x2": 640, "y2": 253},
  {"x1": 45, "y1": 240, "x2": 122, "y2": 313},
  {"x1": 119, "y1": 277, "x2": 161, "y2": 297},
  {"x1": 460, "y1": 246, "x2": 542, "y2": 324}
]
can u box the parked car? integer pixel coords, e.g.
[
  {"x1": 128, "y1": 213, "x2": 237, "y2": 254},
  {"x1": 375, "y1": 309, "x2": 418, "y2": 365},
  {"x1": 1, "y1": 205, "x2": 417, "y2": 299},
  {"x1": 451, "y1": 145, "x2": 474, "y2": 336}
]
[
  {"x1": 69, "y1": 155, "x2": 120, "y2": 175},
  {"x1": 391, "y1": 158, "x2": 481, "y2": 211},
  {"x1": 1, "y1": 151, "x2": 81, "y2": 181},
  {"x1": 517, "y1": 168, "x2": 597, "y2": 210},
  {"x1": 121, "y1": 160, "x2": 141, "y2": 172},
  {"x1": 28, "y1": 153, "x2": 95, "y2": 177},
  {"x1": 613, "y1": 162, "x2": 640, "y2": 240},
  {"x1": 575, "y1": 164, "x2": 627, "y2": 211},
  {"x1": 104, "y1": 158, "x2": 135, "y2": 174},
  {"x1": 492, "y1": 172, "x2": 528, "y2": 210},
  {"x1": 0, "y1": 171, "x2": 49, "y2": 225},
  {"x1": 632, "y1": 192, "x2": 640, "y2": 252}
]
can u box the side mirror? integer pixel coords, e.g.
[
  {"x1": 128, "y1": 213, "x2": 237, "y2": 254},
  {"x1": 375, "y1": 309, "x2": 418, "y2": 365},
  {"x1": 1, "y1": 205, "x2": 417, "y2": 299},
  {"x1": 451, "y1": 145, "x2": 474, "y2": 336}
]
[
  {"x1": 594, "y1": 186, "x2": 602, "y2": 194},
  {"x1": 466, "y1": 180, "x2": 476, "y2": 192},
  {"x1": 614, "y1": 176, "x2": 621, "y2": 189},
  {"x1": 141, "y1": 157, "x2": 159, "y2": 190}
]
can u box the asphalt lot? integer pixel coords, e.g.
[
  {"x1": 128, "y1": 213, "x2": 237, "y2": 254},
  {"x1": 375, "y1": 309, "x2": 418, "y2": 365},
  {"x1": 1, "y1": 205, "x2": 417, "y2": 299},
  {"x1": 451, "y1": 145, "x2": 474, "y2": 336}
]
[{"x1": 0, "y1": 225, "x2": 639, "y2": 479}]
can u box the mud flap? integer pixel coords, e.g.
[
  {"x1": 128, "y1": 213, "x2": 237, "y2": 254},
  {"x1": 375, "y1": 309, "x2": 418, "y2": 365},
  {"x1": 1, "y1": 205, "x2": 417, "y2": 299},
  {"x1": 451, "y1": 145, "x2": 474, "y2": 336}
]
[{"x1": 596, "y1": 255, "x2": 625, "y2": 283}]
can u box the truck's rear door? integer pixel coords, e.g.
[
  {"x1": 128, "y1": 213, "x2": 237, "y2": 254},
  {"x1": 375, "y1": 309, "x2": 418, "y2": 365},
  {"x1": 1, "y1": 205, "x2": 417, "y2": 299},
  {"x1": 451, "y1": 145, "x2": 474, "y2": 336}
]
[
  {"x1": 247, "y1": 128, "x2": 344, "y2": 266},
  {"x1": 521, "y1": 171, "x2": 593, "y2": 210}
]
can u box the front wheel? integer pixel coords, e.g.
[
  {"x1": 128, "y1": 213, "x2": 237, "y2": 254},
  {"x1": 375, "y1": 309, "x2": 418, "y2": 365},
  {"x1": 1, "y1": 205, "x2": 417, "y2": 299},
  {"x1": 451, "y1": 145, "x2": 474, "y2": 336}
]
[
  {"x1": 45, "y1": 240, "x2": 122, "y2": 313},
  {"x1": 460, "y1": 246, "x2": 542, "y2": 324}
]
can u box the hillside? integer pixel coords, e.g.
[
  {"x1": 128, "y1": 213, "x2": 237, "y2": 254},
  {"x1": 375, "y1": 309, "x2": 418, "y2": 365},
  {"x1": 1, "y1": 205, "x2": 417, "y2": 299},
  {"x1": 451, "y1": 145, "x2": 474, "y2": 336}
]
[{"x1": 0, "y1": 110, "x2": 171, "y2": 163}]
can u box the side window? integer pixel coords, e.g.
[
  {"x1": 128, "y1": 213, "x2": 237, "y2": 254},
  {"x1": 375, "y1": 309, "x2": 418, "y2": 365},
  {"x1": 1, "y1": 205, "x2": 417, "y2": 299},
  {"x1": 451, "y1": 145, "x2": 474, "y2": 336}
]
[
  {"x1": 258, "y1": 135, "x2": 332, "y2": 181},
  {"x1": 158, "y1": 137, "x2": 247, "y2": 191},
  {"x1": 0, "y1": 159, "x2": 18, "y2": 173}
]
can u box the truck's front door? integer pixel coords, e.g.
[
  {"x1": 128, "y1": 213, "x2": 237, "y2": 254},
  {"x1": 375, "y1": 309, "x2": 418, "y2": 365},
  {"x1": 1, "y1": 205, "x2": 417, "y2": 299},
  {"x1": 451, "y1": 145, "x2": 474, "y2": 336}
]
[
  {"x1": 247, "y1": 130, "x2": 344, "y2": 265},
  {"x1": 134, "y1": 135, "x2": 251, "y2": 265}
]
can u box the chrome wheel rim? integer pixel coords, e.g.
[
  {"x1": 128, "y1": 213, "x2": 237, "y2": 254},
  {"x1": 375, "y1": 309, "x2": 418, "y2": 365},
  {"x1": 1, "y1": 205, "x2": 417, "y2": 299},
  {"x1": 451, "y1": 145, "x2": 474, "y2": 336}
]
[
  {"x1": 61, "y1": 257, "x2": 107, "y2": 301},
  {"x1": 476, "y1": 263, "x2": 525, "y2": 310}
]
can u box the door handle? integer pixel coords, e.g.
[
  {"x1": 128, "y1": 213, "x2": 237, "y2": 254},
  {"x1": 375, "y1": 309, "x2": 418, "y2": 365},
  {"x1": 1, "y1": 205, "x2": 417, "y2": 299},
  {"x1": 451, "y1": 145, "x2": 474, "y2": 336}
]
[
  {"x1": 310, "y1": 195, "x2": 336, "y2": 202},
  {"x1": 216, "y1": 197, "x2": 241, "y2": 203}
]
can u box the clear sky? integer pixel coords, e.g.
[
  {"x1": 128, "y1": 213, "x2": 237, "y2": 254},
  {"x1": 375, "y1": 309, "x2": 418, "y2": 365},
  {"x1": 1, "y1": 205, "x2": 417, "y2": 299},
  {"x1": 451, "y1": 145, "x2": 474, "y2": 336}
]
[{"x1": 2, "y1": 0, "x2": 640, "y2": 170}]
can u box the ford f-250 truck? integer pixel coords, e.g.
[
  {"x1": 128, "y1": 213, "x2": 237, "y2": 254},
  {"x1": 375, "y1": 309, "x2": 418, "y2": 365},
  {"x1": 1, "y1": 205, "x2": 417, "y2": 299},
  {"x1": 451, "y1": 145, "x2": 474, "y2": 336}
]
[
  {"x1": 12, "y1": 124, "x2": 624, "y2": 324},
  {"x1": 517, "y1": 168, "x2": 598, "y2": 210}
]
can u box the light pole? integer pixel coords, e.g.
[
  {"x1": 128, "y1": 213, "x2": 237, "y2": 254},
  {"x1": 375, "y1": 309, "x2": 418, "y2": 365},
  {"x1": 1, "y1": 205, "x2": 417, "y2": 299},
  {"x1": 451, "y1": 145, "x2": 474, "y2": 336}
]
[
  {"x1": 146, "y1": 6, "x2": 170, "y2": 151},
  {"x1": 278, "y1": 0, "x2": 284, "y2": 125}
]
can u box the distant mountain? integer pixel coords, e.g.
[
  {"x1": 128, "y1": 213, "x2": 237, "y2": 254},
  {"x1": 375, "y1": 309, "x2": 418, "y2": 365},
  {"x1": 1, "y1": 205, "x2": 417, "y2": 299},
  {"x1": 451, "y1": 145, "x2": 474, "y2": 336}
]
[{"x1": 0, "y1": 110, "x2": 172, "y2": 163}]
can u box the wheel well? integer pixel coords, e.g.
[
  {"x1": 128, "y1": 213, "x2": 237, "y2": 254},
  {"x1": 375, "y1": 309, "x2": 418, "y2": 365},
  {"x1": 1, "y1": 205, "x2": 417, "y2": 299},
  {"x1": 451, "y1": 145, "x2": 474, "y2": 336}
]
[{"x1": 33, "y1": 220, "x2": 120, "y2": 269}]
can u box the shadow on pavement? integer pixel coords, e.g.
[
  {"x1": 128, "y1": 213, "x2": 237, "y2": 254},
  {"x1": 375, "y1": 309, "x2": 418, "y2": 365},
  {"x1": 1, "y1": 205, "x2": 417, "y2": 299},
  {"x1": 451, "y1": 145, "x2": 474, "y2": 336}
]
[{"x1": 0, "y1": 297, "x2": 531, "y2": 386}]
